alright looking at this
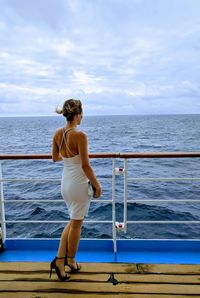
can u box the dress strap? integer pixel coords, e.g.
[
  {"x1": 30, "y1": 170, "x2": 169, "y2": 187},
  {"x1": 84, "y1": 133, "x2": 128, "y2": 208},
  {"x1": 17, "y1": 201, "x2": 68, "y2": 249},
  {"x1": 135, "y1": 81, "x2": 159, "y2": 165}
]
[{"x1": 59, "y1": 128, "x2": 76, "y2": 157}]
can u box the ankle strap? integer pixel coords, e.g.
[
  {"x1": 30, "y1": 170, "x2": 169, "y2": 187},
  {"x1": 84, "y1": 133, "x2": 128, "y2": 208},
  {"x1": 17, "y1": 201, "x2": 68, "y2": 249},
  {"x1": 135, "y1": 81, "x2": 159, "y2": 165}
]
[
  {"x1": 56, "y1": 256, "x2": 66, "y2": 259},
  {"x1": 67, "y1": 256, "x2": 75, "y2": 258}
]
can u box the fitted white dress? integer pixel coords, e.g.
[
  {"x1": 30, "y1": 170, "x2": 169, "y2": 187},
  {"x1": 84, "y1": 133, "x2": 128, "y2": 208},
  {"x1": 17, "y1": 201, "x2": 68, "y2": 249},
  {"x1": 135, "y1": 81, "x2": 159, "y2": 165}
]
[{"x1": 59, "y1": 128, "x2": 91, "y2": 220}]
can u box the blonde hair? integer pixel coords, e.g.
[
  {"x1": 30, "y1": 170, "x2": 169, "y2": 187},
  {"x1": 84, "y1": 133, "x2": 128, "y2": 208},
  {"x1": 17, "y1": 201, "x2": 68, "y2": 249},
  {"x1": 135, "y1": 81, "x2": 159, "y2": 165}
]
[{"x1": 56, "y1": 99, "x2": 82, "y2": 121}]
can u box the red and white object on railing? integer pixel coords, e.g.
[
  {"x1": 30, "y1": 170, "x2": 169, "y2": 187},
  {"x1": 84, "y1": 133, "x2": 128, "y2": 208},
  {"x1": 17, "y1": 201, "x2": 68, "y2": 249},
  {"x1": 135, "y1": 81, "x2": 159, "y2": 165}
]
[
  {"x1": 115, "y1": 221, "x2": 125, "y2": 231},
  {"x1": 115, "y1": 167, "x2": 124, "y2": 176}
]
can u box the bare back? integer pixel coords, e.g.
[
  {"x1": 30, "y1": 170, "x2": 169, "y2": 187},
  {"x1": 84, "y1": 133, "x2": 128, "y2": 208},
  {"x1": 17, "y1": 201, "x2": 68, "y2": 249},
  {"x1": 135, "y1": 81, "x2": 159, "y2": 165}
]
[{"x1": 54, "y1": 128, "x2": 79, "y2": 158}]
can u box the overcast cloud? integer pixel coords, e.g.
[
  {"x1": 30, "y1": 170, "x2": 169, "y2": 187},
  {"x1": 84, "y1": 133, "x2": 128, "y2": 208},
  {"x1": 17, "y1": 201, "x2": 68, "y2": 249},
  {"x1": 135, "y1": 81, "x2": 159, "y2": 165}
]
[{"x1": 0, "y1": 0, "x2": 200, "y2": 116}]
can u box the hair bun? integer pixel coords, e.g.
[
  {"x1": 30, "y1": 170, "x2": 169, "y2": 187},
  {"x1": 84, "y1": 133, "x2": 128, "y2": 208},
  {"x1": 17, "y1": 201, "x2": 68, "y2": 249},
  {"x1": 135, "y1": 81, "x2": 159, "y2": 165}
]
[
  {"x1": 55, "y1": 106, "x2": 63, "y2": 114},
  {"x1": 56, "y1": 99, "x2": 82, "y2": 121}
]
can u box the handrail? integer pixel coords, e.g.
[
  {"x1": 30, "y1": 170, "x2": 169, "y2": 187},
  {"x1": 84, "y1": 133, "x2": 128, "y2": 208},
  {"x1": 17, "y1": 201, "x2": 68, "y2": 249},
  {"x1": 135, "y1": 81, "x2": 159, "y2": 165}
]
[
  {"x1": 0, "y1": 152, "x2": 200, "y2": 159},
  {"x1": 0, "y1": 152, "x2": 200, "y2": 244},
  {"x1": 0, "y1": 153, "x2": 117, "y2": 159},
  {"x1": 120, "y1": 152, "x2": 200, "y2": 158}
]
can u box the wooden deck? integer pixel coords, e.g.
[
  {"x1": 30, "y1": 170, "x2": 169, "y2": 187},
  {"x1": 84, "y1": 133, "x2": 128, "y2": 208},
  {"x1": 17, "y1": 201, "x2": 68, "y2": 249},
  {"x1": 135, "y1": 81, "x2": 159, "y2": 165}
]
[{"x1": 0, "y1": 262, "x2": 200, "y2": 297}]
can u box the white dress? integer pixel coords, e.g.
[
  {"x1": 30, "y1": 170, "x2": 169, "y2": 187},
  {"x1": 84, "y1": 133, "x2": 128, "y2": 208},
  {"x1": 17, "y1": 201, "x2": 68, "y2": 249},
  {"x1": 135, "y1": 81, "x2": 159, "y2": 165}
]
[{"x1": 59, "y1": 128, "x2": 91, "y2": 220}]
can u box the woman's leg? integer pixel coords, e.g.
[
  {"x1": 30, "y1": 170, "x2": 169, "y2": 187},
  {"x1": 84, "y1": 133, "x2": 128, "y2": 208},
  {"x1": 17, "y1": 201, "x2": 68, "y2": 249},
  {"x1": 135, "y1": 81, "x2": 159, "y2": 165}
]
[
  {"x1": 67, "y1": 219, "x2": 83, "y2": 268},
  {"x1": 57, "y1": 221, "x2": 71, "y2": 257},
  {"x1": 56, "y1": 221, "x2": 71, "y2": 276}
]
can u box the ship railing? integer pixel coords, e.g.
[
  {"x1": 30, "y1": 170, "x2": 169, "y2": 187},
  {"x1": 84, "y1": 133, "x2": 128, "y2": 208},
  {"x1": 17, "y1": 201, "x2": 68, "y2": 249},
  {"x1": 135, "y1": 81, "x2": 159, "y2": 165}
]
[
  {"x1": 121, "y1": 153, "x2": 200, "y2": 235},
  {"x1": 0, "y1": 153, "x2": 118, "y2": 252},
  {"x1": 0, "y1": 152, "x2": 200, "y2": 253}
]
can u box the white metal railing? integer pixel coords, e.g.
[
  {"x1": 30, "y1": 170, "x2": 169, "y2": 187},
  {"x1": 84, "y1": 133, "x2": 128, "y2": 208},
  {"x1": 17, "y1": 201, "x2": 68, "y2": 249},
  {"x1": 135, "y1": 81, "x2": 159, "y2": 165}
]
[
  {"x1": 0, "y1": 158, "x2": 117, "y2": 252},
  {"x1": 0, "y1": 152, "x2": 200, "y2": 251},
  {"x1": 122, "y1": 158, "x2": 200, "y2": 235}
]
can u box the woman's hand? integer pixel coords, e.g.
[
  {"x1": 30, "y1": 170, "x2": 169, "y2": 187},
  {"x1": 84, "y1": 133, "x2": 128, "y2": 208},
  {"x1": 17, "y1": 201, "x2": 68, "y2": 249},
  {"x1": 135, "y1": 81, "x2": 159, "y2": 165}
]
[{"x1": 93, "y1": 182, "x2": 102, "y2": 198}]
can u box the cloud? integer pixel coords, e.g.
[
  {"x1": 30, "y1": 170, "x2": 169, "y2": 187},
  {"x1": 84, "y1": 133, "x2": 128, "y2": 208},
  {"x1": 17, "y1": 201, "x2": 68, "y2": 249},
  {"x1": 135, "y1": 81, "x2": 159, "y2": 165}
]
[
  {"x1": 53, "y1": 39, "x2": 75, "y2": 57},
  {"x1": 0, "y1": 0, "x2": 200, "y2": 116}
]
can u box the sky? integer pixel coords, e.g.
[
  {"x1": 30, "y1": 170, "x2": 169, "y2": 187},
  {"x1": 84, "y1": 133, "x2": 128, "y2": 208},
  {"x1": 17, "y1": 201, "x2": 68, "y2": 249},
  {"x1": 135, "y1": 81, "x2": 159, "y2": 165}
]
[{"x1": 0, "y1": 0, "x2": 200, "y2": 116}]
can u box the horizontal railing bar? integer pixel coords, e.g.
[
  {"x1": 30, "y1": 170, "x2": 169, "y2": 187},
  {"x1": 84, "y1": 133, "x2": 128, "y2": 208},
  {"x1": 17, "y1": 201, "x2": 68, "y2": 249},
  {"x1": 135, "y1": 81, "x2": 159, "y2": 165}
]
[
  {"x1": 126, "y1": 221, "x2": 200, "y2": 224},
  {"x1": 4, "y1": 220, "x2": 112, "y2": 223},
  {"x1": 115, "y1": 238, "x2": 200, "y2": 241},
  {"x1": 0, "y1": 179, "x2": 60, "y2": 183},
  {"x1": 128, "y1": 177, "x2": 200, "y2": 181},
  {"x1": 0, "y1": 178, "x2": 111, "y2": 183},
  {"x1": 0, "y1": 177, "x2": 199, "y2": 183},
  {"x1": 5, "y1": 237, "x2": 200, "y2": 241},
  {"x1": 0, "y1": 153, "x2": 117, "y2": 159},
  {"x1": 4, "y1": 220, "x2": 200, "y2": 224},
  {"x1": 1, "y1": 152, "x2": 200, "y2": 160},
  {"x1": 3, "y1": 199, "x2": 200, "y2": 203},
  {"x1": 127, "y1": 199, "x2": 200, "y2": 202},
  {"x1": 3, "y1": 200, "x2": 64, "y2": 202},
  {"x1": 2, "y1": 199, "x2": 112, "y2": 203},
  {"x1": 6, "y1": 237, "x2": 113, "y2": 241},
  {"x1": 120, "y1": 152, "x2": 200, "y2": 158}
]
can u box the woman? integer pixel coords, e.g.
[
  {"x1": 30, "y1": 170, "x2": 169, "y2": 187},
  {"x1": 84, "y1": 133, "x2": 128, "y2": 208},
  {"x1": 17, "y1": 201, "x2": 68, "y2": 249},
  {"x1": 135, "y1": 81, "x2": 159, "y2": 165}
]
[{"x1": 50, "y1": 99, "x2": 101, "y2": 281}]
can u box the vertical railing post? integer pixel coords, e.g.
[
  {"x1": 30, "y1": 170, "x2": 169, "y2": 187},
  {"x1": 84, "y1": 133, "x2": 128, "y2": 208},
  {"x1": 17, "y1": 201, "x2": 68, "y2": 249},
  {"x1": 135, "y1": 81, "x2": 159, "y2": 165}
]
[
  {"x1": 112, "y1": 158, "x2": 117, "y2": 254},
  {"x1": 123, "y1": 159, "x2": 128, "y2": 233},
  {"x1": 0, "y1": 161, "x2": 6, "y2": 245}
]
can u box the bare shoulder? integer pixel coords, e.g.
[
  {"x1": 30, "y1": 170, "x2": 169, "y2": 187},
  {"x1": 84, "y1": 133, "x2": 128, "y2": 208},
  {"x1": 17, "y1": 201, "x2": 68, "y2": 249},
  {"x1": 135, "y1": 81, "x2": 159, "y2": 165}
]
[{"x1": 76, "y1": 130, "x2": 88, "y2": 141}]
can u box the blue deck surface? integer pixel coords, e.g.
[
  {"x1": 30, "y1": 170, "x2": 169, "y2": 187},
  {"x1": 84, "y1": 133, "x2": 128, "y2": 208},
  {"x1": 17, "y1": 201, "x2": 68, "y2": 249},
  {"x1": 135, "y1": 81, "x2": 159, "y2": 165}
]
[{"x1": 0, "y1": 239, "x2": 200, "y2": 264}]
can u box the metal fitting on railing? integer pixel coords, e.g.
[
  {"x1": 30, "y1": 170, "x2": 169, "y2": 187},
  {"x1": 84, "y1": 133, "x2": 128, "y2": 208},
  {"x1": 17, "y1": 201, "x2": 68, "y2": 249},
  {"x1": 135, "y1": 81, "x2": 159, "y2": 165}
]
[
  {"x1": 115, "y1": 167, "x2": 124, "y2": 175},
  {"x1": 115, "y1": 221, "x2": 125, "y2": 231}
]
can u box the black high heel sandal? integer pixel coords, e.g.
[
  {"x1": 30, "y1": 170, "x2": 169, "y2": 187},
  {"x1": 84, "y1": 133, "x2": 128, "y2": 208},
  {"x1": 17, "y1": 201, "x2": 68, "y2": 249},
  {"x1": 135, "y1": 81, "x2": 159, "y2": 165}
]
[
  {"x1": 50, "y1": 256, "x2": 70, "y2": 281},
  {"x1": 65, "y1": 255, "x2": 81, "y2": 273}
]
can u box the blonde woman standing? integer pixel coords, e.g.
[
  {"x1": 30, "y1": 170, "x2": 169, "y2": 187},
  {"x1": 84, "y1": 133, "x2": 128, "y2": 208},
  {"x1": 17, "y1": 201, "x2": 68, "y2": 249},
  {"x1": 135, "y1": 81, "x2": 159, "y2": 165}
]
[{"x1": 50, "y1": 99, "x2": 101, "y2": 281}]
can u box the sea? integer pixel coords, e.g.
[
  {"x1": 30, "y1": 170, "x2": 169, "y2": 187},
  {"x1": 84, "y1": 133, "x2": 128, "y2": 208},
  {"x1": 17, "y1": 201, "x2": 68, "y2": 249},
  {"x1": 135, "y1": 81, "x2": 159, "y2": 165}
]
[{"x1": 0, "y1": 114, "x2": 200, "y2": 240}]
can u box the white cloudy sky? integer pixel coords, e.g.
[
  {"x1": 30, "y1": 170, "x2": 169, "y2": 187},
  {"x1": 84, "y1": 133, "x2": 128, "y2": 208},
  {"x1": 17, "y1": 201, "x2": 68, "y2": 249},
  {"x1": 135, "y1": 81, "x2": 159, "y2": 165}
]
[{"x1": 0, "y1": 0, "x2": 200, "y2": 116}]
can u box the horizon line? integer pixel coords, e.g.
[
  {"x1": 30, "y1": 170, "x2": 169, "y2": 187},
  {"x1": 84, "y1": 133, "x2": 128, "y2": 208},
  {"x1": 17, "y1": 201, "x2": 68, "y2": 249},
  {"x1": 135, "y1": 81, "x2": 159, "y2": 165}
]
[{"x1": 0, "y1": 112, "x2": 200, "y2": 118}]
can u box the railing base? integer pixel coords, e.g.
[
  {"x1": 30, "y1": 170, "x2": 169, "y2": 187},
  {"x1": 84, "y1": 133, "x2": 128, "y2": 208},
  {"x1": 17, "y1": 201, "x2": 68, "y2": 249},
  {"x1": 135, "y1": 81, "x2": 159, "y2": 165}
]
[{"x1": 0, "y1": 239, "x2": 200, "y2": 264}]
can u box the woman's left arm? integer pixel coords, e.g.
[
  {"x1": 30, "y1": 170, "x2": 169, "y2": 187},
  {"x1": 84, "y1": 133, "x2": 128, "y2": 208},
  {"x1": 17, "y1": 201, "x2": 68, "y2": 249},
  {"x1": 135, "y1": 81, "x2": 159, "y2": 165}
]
[{"x1": 52, "y1": 134, "x2": 62, "y2": 162}]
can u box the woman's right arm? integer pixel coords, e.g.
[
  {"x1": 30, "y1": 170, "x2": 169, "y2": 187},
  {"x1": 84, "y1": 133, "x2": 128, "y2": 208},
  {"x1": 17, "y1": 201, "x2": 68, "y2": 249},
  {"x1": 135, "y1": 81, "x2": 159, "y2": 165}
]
[{"x1": 78, "y1": 132, "x2": 101, "y2": 198}]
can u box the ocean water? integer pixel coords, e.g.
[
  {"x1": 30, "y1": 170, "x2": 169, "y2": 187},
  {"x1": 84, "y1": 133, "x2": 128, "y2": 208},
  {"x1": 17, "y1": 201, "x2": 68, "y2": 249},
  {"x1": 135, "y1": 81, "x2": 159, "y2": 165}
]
[{"x1": 0, "y1": 114, "x2": 200, "y2": 239}]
